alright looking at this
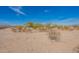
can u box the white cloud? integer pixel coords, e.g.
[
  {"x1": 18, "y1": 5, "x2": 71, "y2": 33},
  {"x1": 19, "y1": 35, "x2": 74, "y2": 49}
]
[{"x1": 9, "y1": 6, "x2": 26, "y2": 15}]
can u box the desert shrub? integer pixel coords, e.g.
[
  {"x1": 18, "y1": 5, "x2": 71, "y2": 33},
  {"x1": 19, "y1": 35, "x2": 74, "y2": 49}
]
[
  {"x1": 73, "y1": 45, "x2": 79, "y2": 53},
  {"x1": 15, "y1": 26, "x2": 23, "y2": 30},
  {"x1": 11, "y1": 26, "x2": 23, "y2": 32}
]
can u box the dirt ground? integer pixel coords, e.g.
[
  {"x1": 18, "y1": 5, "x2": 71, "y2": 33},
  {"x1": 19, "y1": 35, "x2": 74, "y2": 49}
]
[{"x1": 0, "y1": 28, "x2": 79, "y2": 53}]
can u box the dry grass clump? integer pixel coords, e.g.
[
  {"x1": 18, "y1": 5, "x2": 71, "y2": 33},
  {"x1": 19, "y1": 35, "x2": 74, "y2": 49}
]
[
  {"x1": 48, "y1": 29, "x2": 60, "y2": 41},
  {"x1": 11, "y1": 28, "x2": 17, "y2": 32}
]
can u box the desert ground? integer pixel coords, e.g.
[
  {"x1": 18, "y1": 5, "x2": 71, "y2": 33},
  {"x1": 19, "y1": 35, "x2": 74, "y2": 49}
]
[{"x1": 0, "y1": 28, "x2": 79, "y2": 53}]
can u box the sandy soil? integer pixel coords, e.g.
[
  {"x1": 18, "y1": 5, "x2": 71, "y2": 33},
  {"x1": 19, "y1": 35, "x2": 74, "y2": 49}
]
[{"x1": 0, "y1": 28, "x2": 79, "y2": 53}]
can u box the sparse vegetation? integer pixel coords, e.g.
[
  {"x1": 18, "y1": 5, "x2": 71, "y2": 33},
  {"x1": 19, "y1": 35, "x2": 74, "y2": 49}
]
[{"x1": 10, "y1": 22, "x2": 79, "y2": 32}]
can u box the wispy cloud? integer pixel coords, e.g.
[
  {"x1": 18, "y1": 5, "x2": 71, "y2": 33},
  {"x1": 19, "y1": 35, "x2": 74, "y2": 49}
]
[
  {"x1": 58, "y1": 18, "x2": 79, "y2": 25},
  {"x1": 9, "y1": 6, "x2": 26, "y2": 15},
  {"x1": 48, "y1": 18, "x2": 79, "y2": 25}
]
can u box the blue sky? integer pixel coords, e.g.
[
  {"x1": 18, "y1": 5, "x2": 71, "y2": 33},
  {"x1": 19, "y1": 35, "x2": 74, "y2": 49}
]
[{"x1": 0, "y1": 6, "x2": 79, "y2": 25}]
